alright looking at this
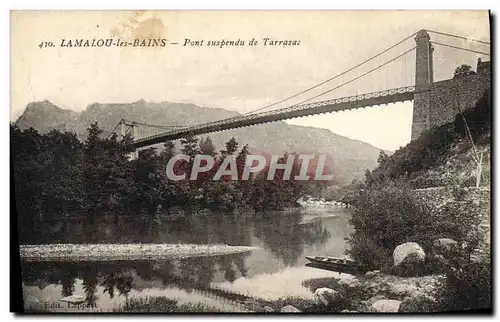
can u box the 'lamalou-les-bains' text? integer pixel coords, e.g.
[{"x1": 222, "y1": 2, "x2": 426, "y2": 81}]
[{"x1": 60, "y1": 38, "x2": 168, "y2": 47}]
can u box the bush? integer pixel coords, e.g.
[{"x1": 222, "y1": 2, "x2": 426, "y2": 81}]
[
  {"x1": 301, "y1": 278, "x2": 367, "y2": 311},
  {"x1": 117, "y1": 296, "x2": 221, "y2": 312},
  {"x1": 399, "y1": 294, "x2": 440, "y2": 312},
  {"x1": 347, "y1": 181, "x2": 485, "y2": 272},
  {"x1": 346, "y1": 182, "x2": 438, "y2": 268},
  {"x1": 435, "y1": 258, "x2": 491, "y2": 312},
  {"x1": 346, "y1": 232, "x2": 392, "y2": 270},
  {"x1": 268, "y1": 296, "x2": 319, "y2": 312},
  {"x1": 431, "y1": 191, "x2": 484, "y2": 258}
]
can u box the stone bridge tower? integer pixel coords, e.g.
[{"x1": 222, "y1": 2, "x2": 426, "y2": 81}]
[{"x1": 411, "y1": 30, "x2": 434, "y2": 140}]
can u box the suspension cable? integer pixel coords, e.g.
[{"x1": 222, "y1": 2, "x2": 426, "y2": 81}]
[
  {"x1": 151, "y1": 47, "x2": 417, "y2": 133},
  {"x1": 136, "y1": 31, "x2": 418, "y2": 130},
  {"x1": 426, "y1": 29, "x2": 490, "y2": 45},
  {"x1": 281, "y1": 46, "x2": 416, "y2": 109},
  {"x1": 240, "y1": 31, "x2": 418, "y2": 116},
  {"x1": 125, "y1": 30, "x2": 489, "y2": 136},
  {"x1": 430, "y1": 41, "x2": 490, "y2": 56},
  {"x1": 106, "y1": 119, "x2": 123, "y2": 139}
]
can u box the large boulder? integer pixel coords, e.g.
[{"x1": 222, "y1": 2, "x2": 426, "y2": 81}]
[
  {"x1": 428, "y1": 239, "x2": 457, "y2": 273},
  {"x1": 432, "y1": 238, "x2": 458, "y2": 254},
  {"x1": 244, "y1": 298, "x2": 263, "y2": 312},
  {"x1": 393, "y1": 242, "x2": 426, "y2": 267},
  {"x1": 337, "y1": 276, "x2": 358, "y2": 287},
  {"x1": 392, "y1": 242, "x2": 426, "y2": 277},
  {"x1": 281, "y1": 305, "x2": 301, "y2": 313},
  {"x1": 365, "y1": 270, "x2": 380, "y2": 277},
  {"x1": 314, "y1": 287, "x2": 342, "y2": 306},
  {"x1": 366, "y1": 295, "x2": 387, "y2": 306},
  {"x1": 371, "y1": 299, "x2": 402, "y2": 313}
]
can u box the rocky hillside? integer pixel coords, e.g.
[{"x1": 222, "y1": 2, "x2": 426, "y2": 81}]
[
  {"x1": 362, "y1": 88, "x2": 491, "y2": 258},
  {"x1": 14, "y1": 100, "x2": 387, "y2": 184}
]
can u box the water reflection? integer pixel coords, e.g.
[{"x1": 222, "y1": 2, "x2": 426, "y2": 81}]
[
  {"x1": 22, "y1": 255, "x2": 251, "y2": 304},
  {"x1": 20, "y1": 209, "x2": 352, "y2": 309},
  {"x1": 254, "y1": 212, "x2": 331, "y2": 267}
]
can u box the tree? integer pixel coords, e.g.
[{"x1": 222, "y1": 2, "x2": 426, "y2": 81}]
[
  {"x1": 236, "y1": 144, "x2": 250, "y2": 179},
  {"x1": 199, "y1": 137, "x2": 217, "y2": 156},
  {"x1": 453, "y1": 64, "x2": 476, "y2": 78},
  {"x1": 11, "y1": 125, "x2": 85, "y2": 242},
  {"x1": 364, "y1": 169, "x2": 375, "y2": 186},
  {"x1": 180, "y1": 133, "x2": 199, "y2": 157},
  {"x1": 224, "y1": 137, "x2": 239, "y2": 155},
  {"x1": 82, "y1": 122, "x2": 133, "y2": 221},
  {"x1": 159, "y1": 140, "x2": 176, "y2": 164},
  {"x1": 12, "y1": 121, "x2": 333, "y2": 225},
  {"x1": 179, "y1": 133, "x2": 201, "y2": 208},
  {"x1": 233, "y1": 144, "x2": 251, "y2": 207},
  {"x1": 128, "y1": 148, "x2": 165, "y2": 216},
  {"x1": 377, "y1": 150, "x2": 389, "y2": 166}
]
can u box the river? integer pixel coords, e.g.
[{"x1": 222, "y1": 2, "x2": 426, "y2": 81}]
[{"x1": 20, "y1": 207, "x2": 353, "y2": 312}]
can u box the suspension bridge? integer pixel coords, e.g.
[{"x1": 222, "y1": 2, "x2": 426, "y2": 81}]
[{"x1": 110, "y1": 29, "x2": 490, "y2": 150}]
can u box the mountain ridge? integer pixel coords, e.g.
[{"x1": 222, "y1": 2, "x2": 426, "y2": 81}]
[{"x1": 14, "y1": 100, "x2": 390, "y2": 184}]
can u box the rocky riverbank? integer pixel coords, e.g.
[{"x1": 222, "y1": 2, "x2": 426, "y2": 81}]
[
  {"x1": 20, "y1": 243, "x2": 260, "y2": 262},
  {"x1": 297, "y1": 197, "x2": 349, "y2": 208},
  {"x1": 229, "y1": 270, "x2": 442, "y2": 313},
  {"x1": 300, "y1": 271, "x2": 443, "y2": 313},
  {"x1": 256, "y1": 238, "x2": 487, "y2": 313}
]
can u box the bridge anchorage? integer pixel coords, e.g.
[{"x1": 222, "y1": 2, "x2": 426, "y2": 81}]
[{"x1": 109, "y1": 29, "x2": 489, "y2": 155}]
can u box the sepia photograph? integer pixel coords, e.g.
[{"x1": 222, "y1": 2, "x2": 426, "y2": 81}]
[{"x1": 10, "y1": 10, "x2": 491, "y2": 314}]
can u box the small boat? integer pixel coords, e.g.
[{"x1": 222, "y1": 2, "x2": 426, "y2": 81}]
[{"x1": 305, "y1": 256, "x2": 370, "y2": 275}]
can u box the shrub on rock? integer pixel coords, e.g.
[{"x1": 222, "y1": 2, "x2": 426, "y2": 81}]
[
  {"x1": 399, "y1": 294, "x2": 438, "y2": 312},
  {"x1": 432, "y1": 238, "x2": 458, "y2": 253},
  {"x1": 366, "y1": 295, "x2": 387, "y2": 306},
  {"x1": 435, "y1": 259, "x2": 491, "y2": 312},
  {"x1": 314, "y1": 288, "x2": 342, "y2": 306}
]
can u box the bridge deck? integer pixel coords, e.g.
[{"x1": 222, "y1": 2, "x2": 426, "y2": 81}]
[{"x1": 132, "y1": 86, "x2": 415, "y2": 148}]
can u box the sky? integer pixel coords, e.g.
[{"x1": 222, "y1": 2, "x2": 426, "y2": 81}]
[{"x1": 10, "y1": 11, "x2": 490, "y2": 150}]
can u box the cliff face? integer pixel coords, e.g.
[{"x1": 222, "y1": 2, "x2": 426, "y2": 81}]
[
  {"x1": 14, "y1": 100, "x2": 387, "y2": 184},
  {"x1": 15, "y1": 100, "x2": 80, "y2": 134}
]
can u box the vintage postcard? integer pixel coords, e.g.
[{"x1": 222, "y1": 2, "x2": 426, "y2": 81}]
[{"x1": 10, "y1": 10, "x2": 491, "y2": 313}]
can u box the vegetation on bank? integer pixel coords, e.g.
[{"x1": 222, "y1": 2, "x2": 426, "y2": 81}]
[
  {"x1": 11, "y1": 123, "x2": 328, "y2": 242},
  {"x1": 116, "y1": 296, "x2": 222, "y2": 313},
  {"x1": 342, "y1": 88, "x2": 491, "y2": 312},
  {"x1": 116, "y1": 295, "x2": 322, "y2": 313},
  {"x1": 364, "y1": 88, "x2": 490, "y2": 188},
  {"x1": 302, "y1": 274, "x2": 444, "y2": 312}
]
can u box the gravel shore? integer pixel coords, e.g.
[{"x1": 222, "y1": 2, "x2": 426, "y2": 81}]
[{"x1": 20, "y1": 243, "x2": 259, "y2": 262}]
